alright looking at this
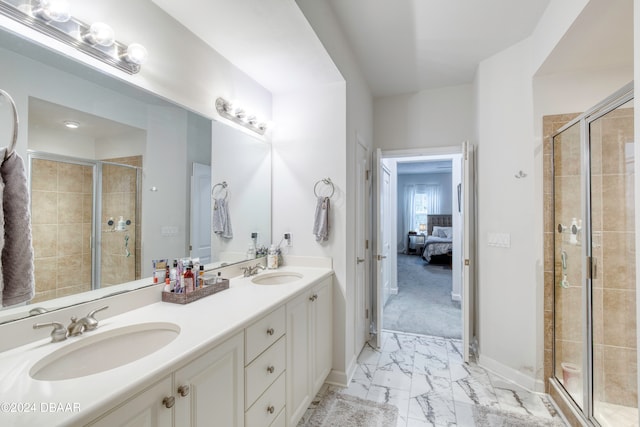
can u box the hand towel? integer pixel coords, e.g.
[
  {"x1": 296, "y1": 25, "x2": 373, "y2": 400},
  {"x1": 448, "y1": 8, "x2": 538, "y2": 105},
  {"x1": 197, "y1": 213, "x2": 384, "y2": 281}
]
[
  {"x1": 212, "y1": 197, "x2": 233, "y2": 239},
  {"x1": 0, "y1": 149, "x2": 35, "y2": 306},
  {"x1": 313, "y1": 196, "x2": 330, "y2": 242}
]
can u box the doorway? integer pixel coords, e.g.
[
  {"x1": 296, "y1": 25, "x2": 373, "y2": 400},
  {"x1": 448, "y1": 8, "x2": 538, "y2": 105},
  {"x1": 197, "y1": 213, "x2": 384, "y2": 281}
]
[
  {"x1": 373, "y1": 145, "x2": 474, "y2": 360},
  {"x1": 383, "y1": 157, "x2": 461, "y2": 339}
]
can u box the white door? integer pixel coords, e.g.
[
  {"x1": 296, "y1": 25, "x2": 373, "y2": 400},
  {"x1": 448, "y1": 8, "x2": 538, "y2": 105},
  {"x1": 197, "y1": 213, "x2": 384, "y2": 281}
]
[
  {"x1": 461, "y1": 141, "x2": 475, "y2": 363},
  {"x1": 190, "y1": 162, "x2": 211, "y2": 263},
  {"x1": 355, "y1": 138, "x2": 370, "y2": 354},
  {"x1": 373, "y1": 149, "x2": 391, "y2": 348}
]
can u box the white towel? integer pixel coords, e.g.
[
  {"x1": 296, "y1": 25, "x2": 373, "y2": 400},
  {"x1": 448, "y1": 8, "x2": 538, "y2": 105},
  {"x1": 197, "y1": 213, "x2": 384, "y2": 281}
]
[
  {"x1": 313, "y1": 196, "x2": 330, "y2": 242},
  {"x1": 0, "y1": 149, "x2": 35, "y2": 306},
  {"x1": 212, "y1": 197, "x2": 233, "y2": 239}
]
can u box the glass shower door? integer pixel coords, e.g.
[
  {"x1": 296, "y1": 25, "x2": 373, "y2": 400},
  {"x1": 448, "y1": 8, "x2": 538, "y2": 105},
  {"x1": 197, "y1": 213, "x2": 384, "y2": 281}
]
[
  {"x1": 553, "y1": 122, "x2": 585, "y2": 408},
  {"x1": 589, "y1": 99, "x2": 637, "y2": 427}
]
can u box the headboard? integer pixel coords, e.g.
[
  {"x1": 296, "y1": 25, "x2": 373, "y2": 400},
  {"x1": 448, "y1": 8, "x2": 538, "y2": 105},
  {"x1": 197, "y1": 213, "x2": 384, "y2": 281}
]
[{"x1": 427, "y1": 214, "x2": 452, "y2": 236}]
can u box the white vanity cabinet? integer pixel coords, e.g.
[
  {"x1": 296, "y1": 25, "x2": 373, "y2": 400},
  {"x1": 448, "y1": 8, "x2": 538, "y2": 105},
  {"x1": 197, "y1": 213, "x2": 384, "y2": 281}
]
[
  {"x1": 286, "y1": 277, "x2": 333, "y2": 426},
  {"x1": 88, "y1": 332, "x2": 244, "y2": 427},
  {"x1": 87, "y1": 375, "x2": 173, "y2": 427},
  {"x1": 244, "y1": 306, "x2": 287, "y2": 427}
]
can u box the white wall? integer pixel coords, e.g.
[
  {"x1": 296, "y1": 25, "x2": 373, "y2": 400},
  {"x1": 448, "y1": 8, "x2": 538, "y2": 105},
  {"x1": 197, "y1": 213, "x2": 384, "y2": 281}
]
[
  {"x1": 374, "y1": 85, "x2": 475, "y2": 150},
  {"x1": 290, "y1": 0, "x2": 374, "y2": 384},
  {"x1": 474, "y1": 0, "x2": 633, "y2": 390},
  {"x1": 272, "y1": 82, "x2": 348, "y2": 379}
]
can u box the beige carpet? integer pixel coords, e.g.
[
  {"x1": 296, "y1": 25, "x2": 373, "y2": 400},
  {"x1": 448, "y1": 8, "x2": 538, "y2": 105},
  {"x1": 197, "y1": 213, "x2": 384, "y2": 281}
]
[
  {"x1": 473, "y1": 405, "x2": 567, "y2": 427},
  {"x1": 300, "y1": 391, "x2": 398, "y2": 427}
]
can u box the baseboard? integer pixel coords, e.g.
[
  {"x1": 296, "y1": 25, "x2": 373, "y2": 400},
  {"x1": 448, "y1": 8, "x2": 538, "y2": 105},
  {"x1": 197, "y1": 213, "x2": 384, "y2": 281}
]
[
  {"x1": 325, "y1": 356, "x2": 356, "y2": 388},
  {"x1": 478, "y1": 354, "x2": 545, "y2": 393},
  {"x1": 451, "y1": 291, "x2": 461, "y2": 302}
]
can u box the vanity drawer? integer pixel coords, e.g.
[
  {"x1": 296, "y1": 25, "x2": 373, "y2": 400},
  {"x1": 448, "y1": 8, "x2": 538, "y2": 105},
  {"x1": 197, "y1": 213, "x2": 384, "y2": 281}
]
[
  {"x1": 245, "y1": 373, "x2": 285, "y2": 427},
  {"x1": 245, "y1": 336, "x2": 286, "y2": 409},
  {"x1": 245, "y1": 306, "x2": 285, "y2": 364}
]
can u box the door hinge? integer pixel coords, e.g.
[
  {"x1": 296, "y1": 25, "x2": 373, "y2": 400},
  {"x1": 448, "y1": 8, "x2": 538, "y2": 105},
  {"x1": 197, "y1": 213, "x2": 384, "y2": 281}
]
[
  {"x1": 365, "y1": 239, "x2": 369, "y2": 250},
  {"x1": 464, "y1": 259, "x2": 470, "y2": 266},
  {"x1": 365, "y1": 170, "x2": 370, "y2": 180},
  {"x1": 365, "y1": 309, "x2": 369, "y2": 319},
  {"x1": 189, "y1": 244, "x2": 192, "y2": 251}
]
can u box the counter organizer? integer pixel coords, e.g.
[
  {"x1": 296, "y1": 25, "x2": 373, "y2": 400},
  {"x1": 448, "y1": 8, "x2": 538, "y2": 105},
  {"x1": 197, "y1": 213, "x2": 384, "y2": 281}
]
[{"x1": 162, "y1": 278, "x2": 229, "y2": 304}]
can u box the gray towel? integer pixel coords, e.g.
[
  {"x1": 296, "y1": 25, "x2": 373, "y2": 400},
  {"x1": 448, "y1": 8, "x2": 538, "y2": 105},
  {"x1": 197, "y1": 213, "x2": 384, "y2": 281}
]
[
  {"x1": 313, "y1": 196, "x2": 330, "y2": 242},
  {"x1": 212, "y1": 197, "x2": 233, "y2": 239},
  {"x1": 0, "y1": 149, "x2": 35, "y2": 306}
]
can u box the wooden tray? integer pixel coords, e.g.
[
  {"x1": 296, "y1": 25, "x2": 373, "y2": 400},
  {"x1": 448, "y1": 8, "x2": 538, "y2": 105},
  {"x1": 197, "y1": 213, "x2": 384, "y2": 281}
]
[{"x1": 162, "y1": 279, "x2": 229, "y2": 304}]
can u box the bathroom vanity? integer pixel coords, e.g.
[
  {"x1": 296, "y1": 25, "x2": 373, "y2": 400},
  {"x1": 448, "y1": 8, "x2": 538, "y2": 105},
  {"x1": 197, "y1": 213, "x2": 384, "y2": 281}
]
[{"x1": 0, "y1": 260, "x2": 333, "y2": 427}]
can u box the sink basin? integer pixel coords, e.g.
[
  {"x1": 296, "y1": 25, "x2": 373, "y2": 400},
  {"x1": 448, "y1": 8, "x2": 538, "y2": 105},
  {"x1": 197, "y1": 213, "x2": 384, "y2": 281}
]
[
  {"x1": 30, "y1": 322, "x2": 180, "y2": 381},
  {"x1": 251, "y1": 272, "x2": 303, "y2": 285}
]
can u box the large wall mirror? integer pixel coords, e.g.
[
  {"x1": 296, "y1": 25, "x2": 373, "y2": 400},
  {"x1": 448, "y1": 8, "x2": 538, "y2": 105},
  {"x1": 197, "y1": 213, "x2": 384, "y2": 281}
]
[{"x1": 0, "y1": 27, "x2": 271, "y2": 324}]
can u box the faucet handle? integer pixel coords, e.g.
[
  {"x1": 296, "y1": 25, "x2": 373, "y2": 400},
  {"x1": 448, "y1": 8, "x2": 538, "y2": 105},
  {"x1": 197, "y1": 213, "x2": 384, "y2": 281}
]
[
  {"x1": 84, "y1": 305, "x2": 109, "y2": 331},
  {"x1": 33, "y1": 321, "x2": 67, "y2": 342}
]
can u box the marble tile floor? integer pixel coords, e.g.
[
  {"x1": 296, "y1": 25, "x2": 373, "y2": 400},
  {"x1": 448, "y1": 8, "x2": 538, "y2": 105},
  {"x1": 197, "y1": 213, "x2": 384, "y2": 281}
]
[{"x1": 301, "y1": 330, "x2": 566, "y2": 427}]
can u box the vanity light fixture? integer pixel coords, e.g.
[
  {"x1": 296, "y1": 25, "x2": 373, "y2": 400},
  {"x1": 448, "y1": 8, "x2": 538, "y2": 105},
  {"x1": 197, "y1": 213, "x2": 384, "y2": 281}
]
[
  {"x1": 63, "y1": 120, "x2": 79, "y2": 129},
  {"x1": 82, "y1": 22, "x2": 115, "y2": 47},
  {"x1": 0, "y1": 0, "x2": 147, "y2": 74},
  {"x1": 215, "y1": 97, "x2": 269, "y2": 136}
]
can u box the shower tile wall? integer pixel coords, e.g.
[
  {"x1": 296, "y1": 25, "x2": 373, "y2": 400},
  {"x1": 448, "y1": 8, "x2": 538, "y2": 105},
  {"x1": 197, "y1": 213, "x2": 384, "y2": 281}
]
[
  {"x1": 100, "y1": 156, "x2": 141, "y2": 286},
  {"x1": 543, "y1": 113, "x2": 580, "y2": 394},
  {"x1": 590, "y1": 107, "x2": 636, "y2": 407},
  {"x1": 544, "y1": 106, "x2": 637, "y2": 418},
  {"x1": 31, "y1": 159, "x2": 93, "y2": 302}
]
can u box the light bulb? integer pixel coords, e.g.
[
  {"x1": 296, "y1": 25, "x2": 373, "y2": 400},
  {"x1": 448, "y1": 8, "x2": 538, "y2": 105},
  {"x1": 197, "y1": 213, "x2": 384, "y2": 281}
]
[
  {"x1": 83, "y1": 22, "x2": 115, "y2": 47},
  {"x1": 33, "y1": 0, "x2": 71, "y2": 23},
  {"x1": 122, "y1": 43, "x2": 148, "y2": 65}
]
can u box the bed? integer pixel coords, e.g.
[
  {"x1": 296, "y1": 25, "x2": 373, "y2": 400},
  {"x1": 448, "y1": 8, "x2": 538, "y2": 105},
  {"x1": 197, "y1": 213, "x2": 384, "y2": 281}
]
[{"x1": 421, "y1": 214, "x2": 453, "y2": 263}]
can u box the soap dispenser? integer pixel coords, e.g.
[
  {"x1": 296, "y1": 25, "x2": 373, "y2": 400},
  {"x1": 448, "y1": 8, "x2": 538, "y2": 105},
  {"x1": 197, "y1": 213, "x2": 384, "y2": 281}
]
[{"x1": 267, "y1": 244, "x2": 279, "y2": 269}]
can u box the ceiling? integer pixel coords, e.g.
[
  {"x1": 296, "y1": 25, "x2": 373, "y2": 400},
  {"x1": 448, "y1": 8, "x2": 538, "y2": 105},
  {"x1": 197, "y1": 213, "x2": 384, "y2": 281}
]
[
  {"x1": 326, "y1": 0, "x2": 551, "y2": 96},
  {"x1": 152, "y1": 0, "x2": 632, "y2": 99},
  {"x1": 29, "y1": 98, "x2": 143, "y2": 139}
]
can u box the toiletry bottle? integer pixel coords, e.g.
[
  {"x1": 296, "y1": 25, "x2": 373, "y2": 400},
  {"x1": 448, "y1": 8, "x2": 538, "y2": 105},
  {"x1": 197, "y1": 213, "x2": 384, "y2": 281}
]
[
  {"x1": 247, "y1": 242, "x2": 256, "y2": 259},
  {"x1": 183, "y1": 266, "x2": 194, "y2": 293},
  {"x1": 267, "y1": 244, "x2": 278, "y2": 269},
  {"x1": 117, "y1": 216, "x2": 126, "y2": 231},
  {"x1": 170, "y1": 260, "x2": 179, "y2": 291},
  {"x1": 199, "y1": 265, "x2": 205, "y2": 288},
  {"x1": 216, "y1": 271, "x2": 222, "y2": 283}
]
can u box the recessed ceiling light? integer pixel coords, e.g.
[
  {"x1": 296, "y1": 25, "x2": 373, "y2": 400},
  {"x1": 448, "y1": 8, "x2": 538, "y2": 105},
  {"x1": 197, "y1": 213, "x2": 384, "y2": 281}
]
[{"x1": 63, "y1": 120, "x2": 80, "y2": 129}]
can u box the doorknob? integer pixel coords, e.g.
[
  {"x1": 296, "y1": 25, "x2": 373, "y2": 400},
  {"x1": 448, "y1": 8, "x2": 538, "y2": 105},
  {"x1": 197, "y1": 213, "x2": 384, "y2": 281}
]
[
  {"x1": 377, "y1": 255, "x2": 387, "y2": 261},
  {"x1": 357, "y1": 257, "x2": 365, "y2": 263}
]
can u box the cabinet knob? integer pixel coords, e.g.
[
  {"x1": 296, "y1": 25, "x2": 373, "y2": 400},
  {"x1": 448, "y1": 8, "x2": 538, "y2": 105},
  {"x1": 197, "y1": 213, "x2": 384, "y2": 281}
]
[
  {"x1": 267, "y1": 405, "x2": 275, "y2": 414},
  {"x1": 266, "y1": 327, "x2": 275, "y2": 336},
  {"x1": 267, "y1": 365, "x2": 275, "y2": 374},
  {"x1": 162, "y1": 396, "x2": 175, "y2": 409},
  {"x1": 309, "y1": 294, "x2": 318, "y2": 302},
  {"x1": 177, "y1": 385, "x2": 190, "y2": 397}
]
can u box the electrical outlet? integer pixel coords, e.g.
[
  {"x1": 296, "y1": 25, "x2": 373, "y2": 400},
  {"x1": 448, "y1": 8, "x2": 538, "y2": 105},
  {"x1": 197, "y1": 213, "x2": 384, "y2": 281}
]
[{"x1": 284, "y1": 233, "x2": 292, "y2": 246}]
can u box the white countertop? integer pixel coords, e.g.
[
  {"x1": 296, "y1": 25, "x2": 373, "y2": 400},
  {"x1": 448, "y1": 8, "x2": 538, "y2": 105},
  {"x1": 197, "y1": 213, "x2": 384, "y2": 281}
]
[{"x1": 0, "y1": 265, "x2": 333, "y2": 426}]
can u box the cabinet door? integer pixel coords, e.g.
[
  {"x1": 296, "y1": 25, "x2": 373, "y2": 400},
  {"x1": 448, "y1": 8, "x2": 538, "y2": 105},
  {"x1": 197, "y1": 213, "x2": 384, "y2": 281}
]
[
  {"x1": 88, "y1": 376, "x2": 173, "y2": 427},
  {"x1": 312, "y1": 278, "x2": 333, "y2": 394},
  {"x1": 286, "y1": 291, "x2": 312, "y2": 426},
  {"x1": 174, "y1": 332, "x2": 244, "y2": 427}
]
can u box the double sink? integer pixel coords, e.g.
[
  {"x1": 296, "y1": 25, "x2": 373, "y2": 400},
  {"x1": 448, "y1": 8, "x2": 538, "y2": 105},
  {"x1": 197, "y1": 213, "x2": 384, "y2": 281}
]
[{"x1": 29, "y1": 271, "x2": 304, "y2": 381}]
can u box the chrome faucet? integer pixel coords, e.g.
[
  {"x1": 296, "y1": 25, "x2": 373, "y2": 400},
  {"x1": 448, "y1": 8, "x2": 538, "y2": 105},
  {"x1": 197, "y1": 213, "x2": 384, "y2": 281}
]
[
  {"x1": 33, "y1": 321, "x2": 67, "y2": 343},
  {"x1": 67, "y1": 306, "x2": 109, "y2": 337},
  {"x1": 241, "y1": 263, "x2": 266, "y2": 277}
]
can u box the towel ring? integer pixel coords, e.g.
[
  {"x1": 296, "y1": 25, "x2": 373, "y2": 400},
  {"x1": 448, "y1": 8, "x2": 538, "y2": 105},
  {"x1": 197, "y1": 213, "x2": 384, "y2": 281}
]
[
  {"x1": 211, "y1": 181, "x2": 229, "y2": 200},
  {"x1": 0, "y1": 89, "x2": 18, "y2": 161},
  {"x1": 314, "y1": 178, "x2": 334, "y2": 198}
]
